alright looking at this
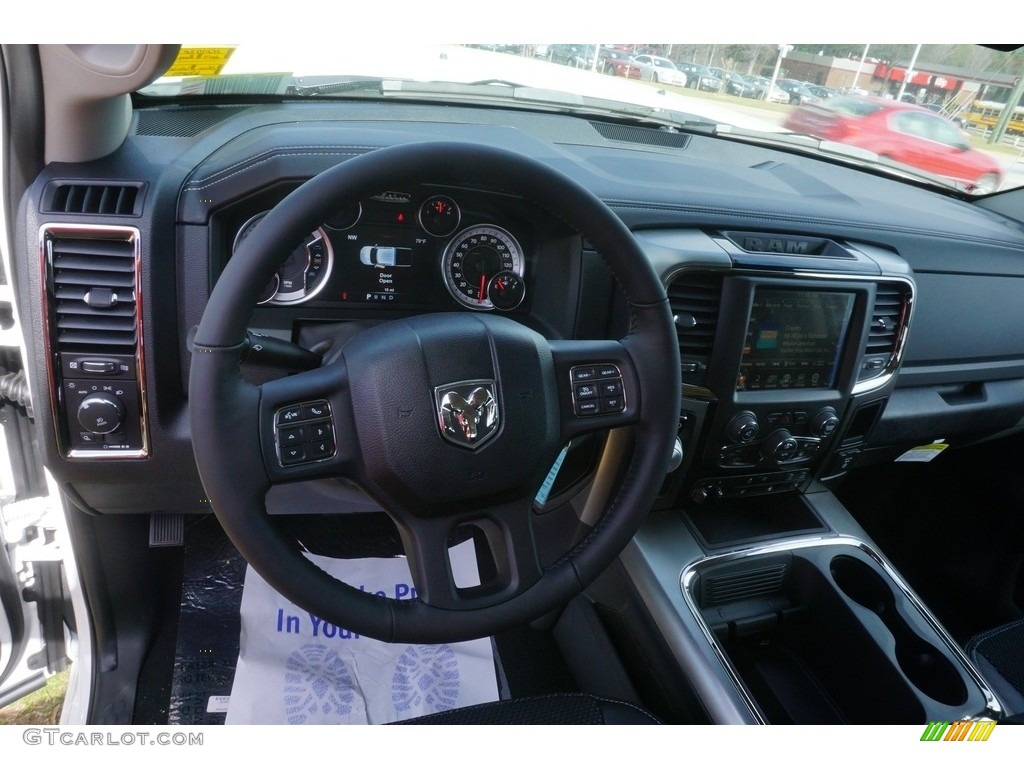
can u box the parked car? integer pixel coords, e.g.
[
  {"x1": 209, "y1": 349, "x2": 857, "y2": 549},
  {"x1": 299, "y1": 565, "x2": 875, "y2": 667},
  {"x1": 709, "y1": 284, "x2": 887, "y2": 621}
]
[
  {"x1": 722, "y1": 71, "x2": 757, "y2": 97},
  {"x1": 675, "y1": 61, "x2": 723, "y2": 91},
  {"x1": 5, "y1": 41, "x2": 1024, "y2": 754},
  {"x1": 599, "y1": 47, "x2": 641, "y2": 78},
  {"x1": 631, "y1": 54, "x2": 687, "y2": 86},
  {"x1": 548, "y1": 43, "x2": 593, "y2": 68},
  {"x1": 777, "y1": 78, "x2": 822, "y2": 105},
  {"x1": 805, "y1": 84, "x2": 837, "y2": 100},
  {"x1": 784, "y1": 95, "x2": 1003, "y2": 192}
]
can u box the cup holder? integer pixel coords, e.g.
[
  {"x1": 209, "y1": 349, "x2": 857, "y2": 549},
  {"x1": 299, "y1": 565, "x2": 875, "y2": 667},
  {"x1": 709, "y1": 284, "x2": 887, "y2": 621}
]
[{"x1": 830, "y1": 555, "x2": 967, "y2": 706}]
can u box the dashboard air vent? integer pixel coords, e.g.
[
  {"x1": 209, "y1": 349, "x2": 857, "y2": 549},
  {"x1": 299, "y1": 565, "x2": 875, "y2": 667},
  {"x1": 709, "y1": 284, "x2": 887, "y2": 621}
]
[
  {"x1": 43, "y1": 182, "x2": 143, "y2": 216},
  {"x1": 667, "y1": 271, "x2": 724, "y2": 389},
  {"x1": 700, "y1": 562, "x2": 789, "y2": 607},
  {"x1": 860, "y1": 281, "x2": 910, "y2": 382},
  {"x1": 49, "y1": 236, "x2": 138, "y2": 354}
]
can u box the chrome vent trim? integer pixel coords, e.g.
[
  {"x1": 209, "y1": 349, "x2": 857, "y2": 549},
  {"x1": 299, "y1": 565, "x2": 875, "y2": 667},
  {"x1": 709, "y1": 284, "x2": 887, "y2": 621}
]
[
  {"x1": 42, "y1": 182, "x2": 143, "y2": 216},
  {"x1": 856, "y1": 280, "x2": 913, "y2": 389},
  {"x1": 41, "y1": 224, "x2": 149, "y2": 459}
]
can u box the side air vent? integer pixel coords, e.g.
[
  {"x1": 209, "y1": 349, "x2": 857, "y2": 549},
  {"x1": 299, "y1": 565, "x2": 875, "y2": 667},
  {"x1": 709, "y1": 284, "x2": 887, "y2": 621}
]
[
  {"x1": 50, "y1": 238, "x2": 137, "y2": 353},
  {"x1": 859, "y1": 281, "x2": 911, "y2": 383},
  {"x1": 699, "y1": 562, "x2": 789, "y2": 607},
  {"x1": 667, "y1": 271, "x2": 724, "y2": 389},
  {"x1": 590, "y1": 121, "x2": 692, "y2": 149},
  {"x1": 42, "y1": 182, "x2": 144, "y2": 216},
  {"x1": 42, "y1": 225, "x2": 148, "y2": 459}
]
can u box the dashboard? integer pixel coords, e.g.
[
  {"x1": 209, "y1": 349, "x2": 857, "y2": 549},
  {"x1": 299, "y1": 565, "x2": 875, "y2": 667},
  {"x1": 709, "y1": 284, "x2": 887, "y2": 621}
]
[{"x1": 16, "y1": 99, "x2": 1024, "y2": 519}]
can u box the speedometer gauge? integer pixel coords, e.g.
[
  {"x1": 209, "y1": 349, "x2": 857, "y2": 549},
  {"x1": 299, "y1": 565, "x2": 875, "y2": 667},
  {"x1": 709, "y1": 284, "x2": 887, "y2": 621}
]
[{"x1": 441, "y1": 225, "x2": 524, "y2": 310}]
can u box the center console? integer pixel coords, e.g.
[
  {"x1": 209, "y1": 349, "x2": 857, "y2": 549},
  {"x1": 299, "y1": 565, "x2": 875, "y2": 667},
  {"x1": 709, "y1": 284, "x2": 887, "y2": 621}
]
[
  {"x1": 598, "y1": 231, "x2": 1002, "y2": 724},
  {"x1": 665, "y1": 262, "x2": 911, "y2": 506}
]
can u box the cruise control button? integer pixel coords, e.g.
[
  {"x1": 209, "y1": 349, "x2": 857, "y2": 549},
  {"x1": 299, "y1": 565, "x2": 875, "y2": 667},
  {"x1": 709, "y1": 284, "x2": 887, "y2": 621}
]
[
  {"x1": 575, "y1": 383, "x2": 599, "y2": 399},
  {"x1": 575, "y1": 399, "x2": 600, "y2": 416},
  {"x1": 600, "y1": 396, "x2": 624, "y2": 413},
  {"x1": 600, "y1": 380, "x2": 623, "y2": 396}
]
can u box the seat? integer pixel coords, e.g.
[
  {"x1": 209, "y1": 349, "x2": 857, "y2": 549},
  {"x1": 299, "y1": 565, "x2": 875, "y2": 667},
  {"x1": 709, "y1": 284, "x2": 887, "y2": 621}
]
[{"x1": 966, "y1": 618, "x2": 1024, "y2": 716}]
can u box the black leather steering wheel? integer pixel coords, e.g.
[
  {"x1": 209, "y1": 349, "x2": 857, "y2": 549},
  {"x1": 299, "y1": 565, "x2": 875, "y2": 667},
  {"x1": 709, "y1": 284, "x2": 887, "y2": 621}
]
[{"x1": 189, "y1": 141, "x2": 680, "y2": 644}]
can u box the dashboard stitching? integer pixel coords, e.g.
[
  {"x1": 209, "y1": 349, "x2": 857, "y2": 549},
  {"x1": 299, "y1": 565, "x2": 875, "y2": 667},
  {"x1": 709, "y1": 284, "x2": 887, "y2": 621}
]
[
  {"x1": 184, "y1": 150, "x2": 374, "y2": 191},
  {"x1": 184, "y1": 145, "x2": 383, "y2": 187},
  {"x1": 603, "y1": 199, "x2": 1024, "y2": 248}
]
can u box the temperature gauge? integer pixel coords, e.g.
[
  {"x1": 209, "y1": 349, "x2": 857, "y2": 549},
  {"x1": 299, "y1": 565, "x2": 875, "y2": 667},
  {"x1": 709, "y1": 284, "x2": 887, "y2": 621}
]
[{"x1": 487, "y1": 271, "x2": 526, "y2": 311}]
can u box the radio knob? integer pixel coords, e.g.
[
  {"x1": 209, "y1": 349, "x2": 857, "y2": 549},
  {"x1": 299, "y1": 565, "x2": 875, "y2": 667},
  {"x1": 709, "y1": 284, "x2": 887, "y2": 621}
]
[
  {"x1": 810, "y1": 408, "x2": 840, "y2": 438},
  {"x1": 762, "y1": 429, "x2": 799, "y2": 463},
  {"x1": 77, "y1": 393, "x2": 125, "y2": 434},
  {"x1": 726, "y1": 411, "x2": 760, "y2": 443}
]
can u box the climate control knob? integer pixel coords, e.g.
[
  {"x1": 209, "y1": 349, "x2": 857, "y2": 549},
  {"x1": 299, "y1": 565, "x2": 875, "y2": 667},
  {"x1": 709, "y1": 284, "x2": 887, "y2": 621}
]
[
  {"x1": 761, "y1": 429, "x2": 799, "y2": 463},
  {"x1": 77, "y1": 393, "x2": 125, "y2": 434},
  {"x1": 810, "y1": 408, "x2": 840, "y2": 438},
  {"x1": 726, "y1": 411, "x2": 760, "y2": 443}
]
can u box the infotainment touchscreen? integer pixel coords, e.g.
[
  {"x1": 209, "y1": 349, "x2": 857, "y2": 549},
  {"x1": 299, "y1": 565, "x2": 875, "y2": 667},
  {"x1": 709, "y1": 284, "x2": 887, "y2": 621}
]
[{"x1": 738, "y1": 289, "x2": 855, "y2": 391}]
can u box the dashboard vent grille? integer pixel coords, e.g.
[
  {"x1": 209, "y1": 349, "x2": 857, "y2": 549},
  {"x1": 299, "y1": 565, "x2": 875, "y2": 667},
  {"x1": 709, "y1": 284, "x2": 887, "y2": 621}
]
[
  {"x1": 43, "y1": 182, "x2": 143, "y2": 216},
  {"x1": 859, "y1": 281, "x2": 910, "y2": 382},
  {"x1": 134, "y1": 106, "x2": 249, "y2": 137},
  {"x1": 590, "y1": 121, "x2": 692, "y2": 149},
  {"x1": 701, "y1": 562, "x2": 789, "y2": 606},
  {"x1": 866, "y1": 283, "x2": 906, "y2": 355},
  {"x1": 48, "y1": 235, "x2": 138, "y2": 353},
  {"x1": 667, "y1": 271, "x2": 724, "y2": 388}
]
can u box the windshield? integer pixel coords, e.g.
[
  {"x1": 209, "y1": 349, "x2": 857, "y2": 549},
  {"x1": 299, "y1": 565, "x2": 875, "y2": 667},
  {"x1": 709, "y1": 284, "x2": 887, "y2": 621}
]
[{"x1": 142, "y1": 42, "x2": 1024, "y2": 195}]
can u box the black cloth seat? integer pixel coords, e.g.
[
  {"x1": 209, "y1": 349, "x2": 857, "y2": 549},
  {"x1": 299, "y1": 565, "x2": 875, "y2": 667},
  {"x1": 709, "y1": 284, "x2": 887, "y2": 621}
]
[
  {"x1": 966, "y1": 618, "x2": 1024, "y2": 716},
  {"x1": 397, "y1": 693, "x2": 661, "y2": 725}
]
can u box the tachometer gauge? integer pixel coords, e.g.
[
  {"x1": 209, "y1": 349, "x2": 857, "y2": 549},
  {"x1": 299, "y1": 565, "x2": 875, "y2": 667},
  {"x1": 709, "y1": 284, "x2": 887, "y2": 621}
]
[
  {"x1": 232, "y1": 212, "x2": 334, "y2": 305},
  {"x1": 441, "y1": 225, "x2": 524, "y2": 310}
]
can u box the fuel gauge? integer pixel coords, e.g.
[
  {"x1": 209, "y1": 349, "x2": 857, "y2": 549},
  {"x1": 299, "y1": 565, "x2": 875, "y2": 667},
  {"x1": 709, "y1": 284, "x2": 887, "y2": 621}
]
[
  {"x1": 487, "y1": 270, "x2": 526, "y2": 311},
  {"x1": 418, "y1": 195, "x2": 461, "y2": 237}
]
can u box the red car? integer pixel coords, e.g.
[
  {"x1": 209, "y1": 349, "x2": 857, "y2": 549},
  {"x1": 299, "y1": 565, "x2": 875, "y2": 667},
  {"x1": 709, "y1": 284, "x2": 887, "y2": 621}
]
[
  {"x1": 783, "y1": 96, "x2": 1003, "y2": 193},
  {"x1": 599, "y1": 48, "x2": 641, "y2": 79}
]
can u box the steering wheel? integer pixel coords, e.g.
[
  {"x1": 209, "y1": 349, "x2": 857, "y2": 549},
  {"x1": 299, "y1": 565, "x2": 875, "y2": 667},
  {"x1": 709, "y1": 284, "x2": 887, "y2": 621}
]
[{"x1": 189, "y1": 141, "x2": 680, "y2": 644}]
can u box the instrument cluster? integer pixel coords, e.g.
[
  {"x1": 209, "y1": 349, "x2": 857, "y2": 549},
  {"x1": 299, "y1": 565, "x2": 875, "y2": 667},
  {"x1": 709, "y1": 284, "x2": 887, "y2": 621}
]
[{"x1": 229, "y1": 189, "x2": 528, "y2": 312}]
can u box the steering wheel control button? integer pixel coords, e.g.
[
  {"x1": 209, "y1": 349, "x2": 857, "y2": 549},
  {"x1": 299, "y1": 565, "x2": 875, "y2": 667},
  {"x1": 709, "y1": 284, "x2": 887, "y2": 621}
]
[
  {"x1": 571, "y1": 364, "x2": 625, "y2": 417},
  {"x1": 280, "y1": 445, "x2": 308, "y2": 465},
  {"x1": 279, "y1": 425, "x2": 305, "y2": 445},
  {"x1": 301, "y1": 401, "x2": 330, "y2": 420},
  {"x1": 274, "y1": 401, "x2": 336, "y2": 466},
  {"x1": 276, "y1": 406, "x2": 303, "y2": 425}
]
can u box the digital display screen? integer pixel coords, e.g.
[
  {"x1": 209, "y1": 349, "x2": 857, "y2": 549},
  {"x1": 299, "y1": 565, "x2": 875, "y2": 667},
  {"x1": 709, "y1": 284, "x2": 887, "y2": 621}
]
[
  {"x1": 738, "y1": 289, "x2": 855, "y2": 391},
  {"x1": 330, "y1": 223, "x2": 437, "y2": 306}
]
